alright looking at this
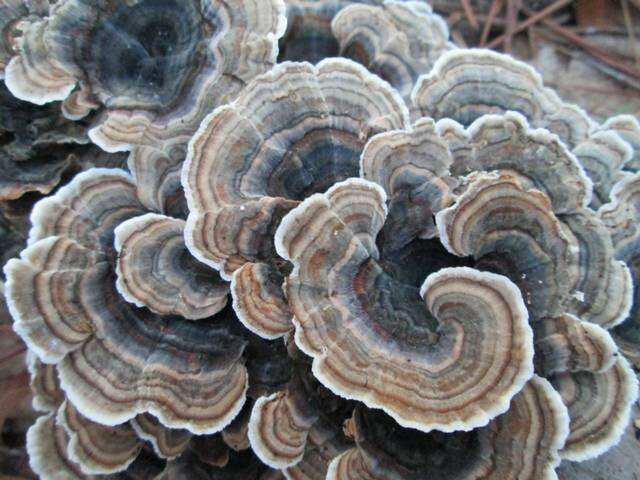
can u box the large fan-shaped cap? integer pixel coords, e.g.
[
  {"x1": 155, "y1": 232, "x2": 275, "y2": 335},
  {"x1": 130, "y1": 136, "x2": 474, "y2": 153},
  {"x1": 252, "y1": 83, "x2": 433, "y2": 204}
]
[
  {"x1": 327, "y1": 375, "x2": 569, "y2": 480},
  {"x1": 437, "y1": 171, "x2": 578, "y2": 320},
  {"x1": 4, "y1": 169, "x2": 249, "y2": 434},
  {"x1": 552, "y1": 356, "x2": 638, "y2": 461},
  {"x1": 412, "y1": 49, "x2": 595, "y2": 148},
  {"x1": 5, "y1": 0, "x2": 286, "y2": 152},
  {"x1": 114, "y1": 213, "x2": 228, "y2": 320},
  {"x1": 183, "y1": 58, "x2": 409, "y2": 279},
  {"x1": 275, "y1": 177, "x2": 534, "y2": 433},
  {"x1": 332, "y1": 1, "x2": 452, "y2": 104}
]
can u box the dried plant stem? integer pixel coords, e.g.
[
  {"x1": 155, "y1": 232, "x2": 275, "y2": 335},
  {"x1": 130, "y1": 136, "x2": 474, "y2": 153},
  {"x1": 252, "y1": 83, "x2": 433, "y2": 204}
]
[
  {"x1": 480, "y1": 0, "x2": 505, "y2": 45},
  {"x1": 524, "y1": 6, "x2": 640, "y2": 82},
  {"x1": 460, "y1": 0, "x2": 479, "y2": 29},
  {"x1": 621, "y1": 0, "x2": 640, "y2": 66},
  {"x1": 504, "y1": 0, "x2": 522, "y2": 52},
  {"x1": 486, "y1": 0, "x2": 573, "y2": 48}
]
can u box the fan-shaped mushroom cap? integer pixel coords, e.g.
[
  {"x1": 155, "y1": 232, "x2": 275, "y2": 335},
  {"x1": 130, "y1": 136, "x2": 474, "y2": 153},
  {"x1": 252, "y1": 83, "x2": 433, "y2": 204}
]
[
  {"x1": 553, "y1": 356, "x2": 639, "y2": 461},
  {"x1": 131, "y1": 413, "x2": 192, "y2": 460},
  {"x1": 5, "y1": 0, "x2": 286, "y2": 152},
  {"x1": 442, "y1": 112, "x2": 593, "y2": 213},
  {"x1": 27, "y1": 352, "x2": 63, "y2": 413},
  {"x1": 232, "y1": 263, "x2": 292, "y2": 339},
  {"x1": 114, "y1": 213, "x2": 228, "y2": 320},
  {"x1": 184, "y1": 58, "x2": 409, "y2": 279},
  {"x1": 361, "y1": 113, "x2": 592, "y2": 259},
  {"x1": 572, "y1": 130, "x2": 633, "y2": 207},
  {"x1": 249, "y1": 390, "x2": 318, "y2": 469},
  {"x1": 4, "y1": 169, "x2": 249, "y2": 434},
  {"x1": 598, "y1": 173, "x2": 640, "y2": 366},
  {"x1": 248, "y1": 366, "x2": 326, "y2": 469},
  {"x1": 332, "y1": 1, "x2": 452, "y2": 104},
  {"x1": 412, "y1": 49, "x2": 595, "y2": 148},
  {"x1": 327, "y1": 375, "x2": 569, "y2": 480},
  {"x1": 437, "y1": 171, "x2": 578, "y2": 320},
  {"x1": 360, "y1": 117, "x2": 456, "y2": 248},
  {"x1": 27, "y1": 413, "x2": 91, "y2": 480},
  {"x1": 275, "y1": 177, "x2": 534, "y2": 433},
  {"x1": 58, "y1": 400, "x2": 142, "y2": 475},
  {"x1": 560, "y1": 209, "x2": 633, "y2": 329},
  {"x1": 602, "y1": 114, "x2": 640, "y2": 171},
  {"x1": 533, "y1": 315, "x2": 618, "y2": 376}
]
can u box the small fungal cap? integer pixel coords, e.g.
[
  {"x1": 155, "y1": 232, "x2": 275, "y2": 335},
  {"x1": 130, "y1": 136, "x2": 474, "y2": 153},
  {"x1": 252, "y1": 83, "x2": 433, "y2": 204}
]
[{"x1": 114, "y1": 213, "x2": 229, "y2": 320}]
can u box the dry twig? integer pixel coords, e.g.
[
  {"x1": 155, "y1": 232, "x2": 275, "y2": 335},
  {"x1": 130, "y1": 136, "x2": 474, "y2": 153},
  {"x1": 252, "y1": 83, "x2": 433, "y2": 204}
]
[
  {"x1": 480, "y1": 0, "x2": 505, "y2": 45},
  {"x1": 461, "y1": 0, "x2": 480, "y2": 29},
  {"x1": 523, "y1": 5, "x2": 640, "y2": 82},
  {"x1": 486, "y1": 0, "x2": 573, "y2": 48}
]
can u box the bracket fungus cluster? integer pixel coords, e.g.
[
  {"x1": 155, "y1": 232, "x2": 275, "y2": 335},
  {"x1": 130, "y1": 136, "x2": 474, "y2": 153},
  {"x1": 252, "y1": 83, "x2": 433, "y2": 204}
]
[
  {"x1": 4, "y1": 0, "x2": 287, "y2": 152},
  {"x1": 0, "y1": 1, "x2": 639, "y2": 479}
]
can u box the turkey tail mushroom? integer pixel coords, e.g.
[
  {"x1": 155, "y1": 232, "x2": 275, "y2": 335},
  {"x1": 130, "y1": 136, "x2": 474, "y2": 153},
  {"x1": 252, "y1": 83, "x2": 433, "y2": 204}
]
[
  {"x1": 4, "y1": 0, "x2": 286, "y2": 152},
  {"x1": 275, "y1": 178, "x2": 534, "y2": 433},
  {"x1": 4, "y1": 169, "x2": 249, "y2": 434},
  {"x1": 327, "y1": 376, "x2": 569, "y2": 480},
  {"x1": 332, "y1": 1, "x2": 453, "y2": 104},
  {"x1": 412, "y1": 49, "x2": 595, "y2": 148},
  {"x1": 114, "y1": 213, "x2": 229, "y2": 320}
]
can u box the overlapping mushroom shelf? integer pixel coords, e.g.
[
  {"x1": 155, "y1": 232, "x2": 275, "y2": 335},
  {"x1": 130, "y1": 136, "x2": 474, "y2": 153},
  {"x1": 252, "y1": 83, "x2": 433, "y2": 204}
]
[{"x1": 1, "y1": 2, "x2": 640, "y2": 478}]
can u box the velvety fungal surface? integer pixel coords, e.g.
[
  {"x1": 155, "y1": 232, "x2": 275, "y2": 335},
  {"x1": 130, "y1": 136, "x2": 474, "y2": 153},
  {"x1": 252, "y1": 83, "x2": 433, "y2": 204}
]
[
  {"x1": 5, "y1": 169, "x2": 249, "y2": 435},
  {"x1": 275, "y1": 178, "x2": 535, "y2": 433},
  {"x1": 333, "y1": 0, "x2": 452, "y2": 104},
  {"x1": 327, "y1": 376, "x2": 569, "y2": 480},
  {"x1": 5, "y1": 0, "x2": 286, "y2": 152},
  {"x1": 2, "y1": 5, "x2": 640, "y2": 476}
]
